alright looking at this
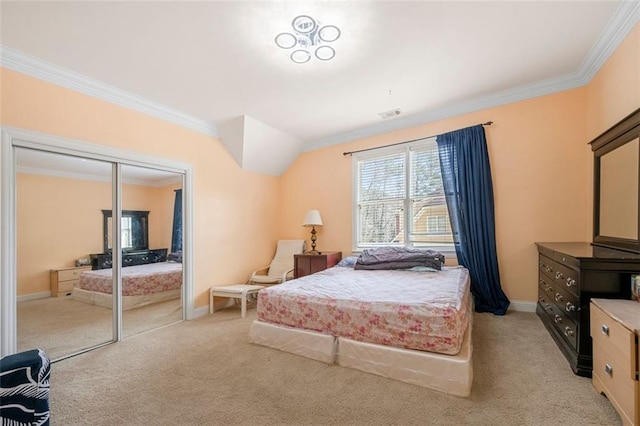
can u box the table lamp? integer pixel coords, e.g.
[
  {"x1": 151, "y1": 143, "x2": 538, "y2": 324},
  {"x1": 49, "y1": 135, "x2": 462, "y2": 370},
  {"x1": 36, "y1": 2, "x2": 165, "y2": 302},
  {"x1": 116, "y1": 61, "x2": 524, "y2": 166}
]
[{"x1": 302, "y1": 210, "x2": 323, "y2": 254}]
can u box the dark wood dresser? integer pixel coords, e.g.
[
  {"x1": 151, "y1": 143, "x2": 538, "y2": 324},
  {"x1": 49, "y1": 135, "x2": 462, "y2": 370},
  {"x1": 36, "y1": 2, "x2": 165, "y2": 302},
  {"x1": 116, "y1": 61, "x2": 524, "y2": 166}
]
[
  {"x1": 294, "y1": 252, "x2": 342, "y2": 279},
  {"x1": 536, "y1": 242, "x2": 640, "y2": 376},
  {"x1": 90, "y1": 248, "x2": 168, "y2": 270}
]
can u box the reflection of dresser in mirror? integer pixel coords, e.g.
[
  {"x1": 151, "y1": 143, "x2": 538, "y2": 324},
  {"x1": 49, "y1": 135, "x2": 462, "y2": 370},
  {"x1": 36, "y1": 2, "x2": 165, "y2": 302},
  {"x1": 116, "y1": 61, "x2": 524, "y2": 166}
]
[
  {"x1": 90, "y1": 248, "x2": 168, "y2": 270},
  {"x1": 536, "y1": 108, "x2": 640, "y2": 377}
]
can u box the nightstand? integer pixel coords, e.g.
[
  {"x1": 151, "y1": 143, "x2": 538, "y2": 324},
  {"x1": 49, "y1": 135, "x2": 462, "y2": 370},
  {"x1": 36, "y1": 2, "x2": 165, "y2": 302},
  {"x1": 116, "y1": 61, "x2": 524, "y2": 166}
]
[
  {"x1": 590, "y1": 298, "x2": 639, "y2": 425},
  {"x1": 50, "y1": 266, "x2": 92, "y2": 297},
  {"x1": 294, "y1": 252, "x2": 342, "y2": 279}
]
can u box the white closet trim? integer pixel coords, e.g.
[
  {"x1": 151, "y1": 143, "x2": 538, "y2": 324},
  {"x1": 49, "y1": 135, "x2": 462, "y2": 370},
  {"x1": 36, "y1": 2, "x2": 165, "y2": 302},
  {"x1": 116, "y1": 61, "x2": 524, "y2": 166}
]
[{"x1": 0, "y1": 126, "x2": 195, "y2": 356}]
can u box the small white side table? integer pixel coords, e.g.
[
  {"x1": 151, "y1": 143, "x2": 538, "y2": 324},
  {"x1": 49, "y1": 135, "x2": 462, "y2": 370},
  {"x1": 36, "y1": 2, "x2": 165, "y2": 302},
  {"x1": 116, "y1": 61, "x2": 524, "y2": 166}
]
[{"x1": 209, "y1": 284, "x2": 265, "y2": 318}]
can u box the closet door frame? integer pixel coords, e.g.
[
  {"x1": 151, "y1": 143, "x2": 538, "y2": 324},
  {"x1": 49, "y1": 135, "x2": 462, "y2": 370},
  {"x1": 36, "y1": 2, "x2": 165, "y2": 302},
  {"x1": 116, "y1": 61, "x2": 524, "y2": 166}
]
[{"x1": 0, "y1": 126, "x2": 194, "y2": 356}]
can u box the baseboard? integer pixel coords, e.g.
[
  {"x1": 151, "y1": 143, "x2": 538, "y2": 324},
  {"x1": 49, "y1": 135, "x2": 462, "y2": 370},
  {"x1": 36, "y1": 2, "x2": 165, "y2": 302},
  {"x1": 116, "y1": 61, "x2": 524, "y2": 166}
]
[
  {"x1": 17, "y1": 291, "x2": 51, "y2": 302},
  {"x1": 191, "y1": 298, "x2": 236, "y2": 319},
  {"x1": 508, "y1": 300, "x2": 537, "y2": 313},
  {"x1": 191, "y1": 305, "x2": 209, "y2": 319}
]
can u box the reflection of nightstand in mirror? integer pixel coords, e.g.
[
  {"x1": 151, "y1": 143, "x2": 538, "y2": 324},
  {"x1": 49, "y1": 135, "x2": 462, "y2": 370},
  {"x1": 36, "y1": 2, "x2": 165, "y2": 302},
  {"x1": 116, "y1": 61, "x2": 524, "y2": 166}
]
[
  {"x1": 50, "y1": 266, "x2": 92, "y2": 297},
  {"x1": 294, "y1": 252, "x2": 342, "y2": 279}
]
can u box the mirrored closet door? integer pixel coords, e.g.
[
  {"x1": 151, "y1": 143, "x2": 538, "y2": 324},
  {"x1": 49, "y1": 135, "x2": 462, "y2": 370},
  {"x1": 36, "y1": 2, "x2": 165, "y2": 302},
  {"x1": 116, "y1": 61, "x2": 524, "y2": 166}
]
[
  {"x1": 15, "y1": 148, "x2": 115, "y2": 360},
  {"x1": 119, "y1": 164, "x2": 184, "y2": 338}
]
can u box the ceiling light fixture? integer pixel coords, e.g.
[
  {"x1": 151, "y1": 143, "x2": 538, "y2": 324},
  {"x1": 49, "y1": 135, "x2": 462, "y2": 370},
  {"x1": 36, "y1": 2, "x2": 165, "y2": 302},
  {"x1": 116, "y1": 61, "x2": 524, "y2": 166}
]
[{"x1": 275, "y1": 15, "x2": 341, "y2": 64}]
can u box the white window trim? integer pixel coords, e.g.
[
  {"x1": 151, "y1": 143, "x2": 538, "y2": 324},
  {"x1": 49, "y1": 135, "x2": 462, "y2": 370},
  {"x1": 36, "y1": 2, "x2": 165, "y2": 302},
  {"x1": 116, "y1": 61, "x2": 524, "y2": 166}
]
[{"x1": 351, "y1": 137, "x2": 455, "y2": 255}]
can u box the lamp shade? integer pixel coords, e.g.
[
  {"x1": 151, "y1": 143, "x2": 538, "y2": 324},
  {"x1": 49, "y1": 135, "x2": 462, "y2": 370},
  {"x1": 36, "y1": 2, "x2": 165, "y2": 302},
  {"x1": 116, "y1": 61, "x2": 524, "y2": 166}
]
[{"x1": 302, "y1": 210, "x2": 323, "y2": 227}]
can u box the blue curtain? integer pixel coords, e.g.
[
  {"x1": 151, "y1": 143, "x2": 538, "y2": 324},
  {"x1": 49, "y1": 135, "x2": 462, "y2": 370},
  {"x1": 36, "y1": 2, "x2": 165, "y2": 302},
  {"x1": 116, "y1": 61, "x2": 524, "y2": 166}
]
[
  {"x1": 437, "y1": 125, "x2": 510, "y2": 315},
  {"x1": 171, "y1": 189, "x2": 182, "y2": 253}
]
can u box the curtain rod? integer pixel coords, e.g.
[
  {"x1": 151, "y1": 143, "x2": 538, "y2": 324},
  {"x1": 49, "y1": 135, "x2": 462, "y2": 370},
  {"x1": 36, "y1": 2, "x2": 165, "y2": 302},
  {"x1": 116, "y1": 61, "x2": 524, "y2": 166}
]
[{"x1": 342, "y1": 121, "x2": 493, "y2": 156}]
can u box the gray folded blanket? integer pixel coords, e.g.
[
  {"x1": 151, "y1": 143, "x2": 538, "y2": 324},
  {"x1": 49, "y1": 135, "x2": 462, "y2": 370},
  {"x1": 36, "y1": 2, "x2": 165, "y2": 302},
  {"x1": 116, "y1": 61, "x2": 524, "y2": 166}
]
[{"x1": 354, "y1": 246, "x2": 444, "y2": 270}]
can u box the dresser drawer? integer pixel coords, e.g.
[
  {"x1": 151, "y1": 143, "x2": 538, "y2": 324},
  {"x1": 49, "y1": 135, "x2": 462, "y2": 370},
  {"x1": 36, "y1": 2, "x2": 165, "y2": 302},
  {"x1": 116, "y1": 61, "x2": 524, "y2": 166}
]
[
  {"x1": 539, "y1": 254, "x2": 555, "y2": 280},
  {"x1": 549, "y1": 303, "x2": 577, "y2": 351},
  {"x1": 591, "y1": 304, "x2": 637, "y2": 376},
  {"x1": 57, "y1": 279, "x2": 78, "y2": 294},
  {"x1": 57, "y1": 267, "x2": 89, "y2": 282},
  {"x1": 553, "y1": 284, "x2": 579, "y2": 323},
  {"x1": 538, "y1": 276, "x2": 555, "y2": 301},
  {"x1": 552, "y1": 262, "x2": 579, "y2": 297},
  {"x1": 593, "y1": 349, "x2": 637, "y2": 424}
]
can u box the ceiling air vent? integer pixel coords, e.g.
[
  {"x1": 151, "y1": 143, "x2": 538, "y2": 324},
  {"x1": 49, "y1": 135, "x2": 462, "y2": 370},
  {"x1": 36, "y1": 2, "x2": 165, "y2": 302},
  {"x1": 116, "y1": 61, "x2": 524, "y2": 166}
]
[{"x1": 378, "y1": 108, "x2": 401, "y2": 119}]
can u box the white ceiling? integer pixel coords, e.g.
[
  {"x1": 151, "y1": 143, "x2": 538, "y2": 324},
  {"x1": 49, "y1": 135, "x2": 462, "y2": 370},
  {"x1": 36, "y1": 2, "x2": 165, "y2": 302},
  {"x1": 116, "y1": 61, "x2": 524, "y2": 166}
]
[{"x1": 1, "y1": 1, "x2": 639, "y2": 152}]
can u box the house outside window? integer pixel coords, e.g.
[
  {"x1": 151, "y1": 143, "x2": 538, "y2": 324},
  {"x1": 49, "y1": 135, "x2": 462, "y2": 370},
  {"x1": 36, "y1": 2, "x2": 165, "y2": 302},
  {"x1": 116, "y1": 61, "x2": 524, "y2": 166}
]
[
  {"x1": 353, "y1": 138, "x2": 454, "y2": 251},
  {"x1": 426, "y1": 215, "x2": 450, "y2": 234}
]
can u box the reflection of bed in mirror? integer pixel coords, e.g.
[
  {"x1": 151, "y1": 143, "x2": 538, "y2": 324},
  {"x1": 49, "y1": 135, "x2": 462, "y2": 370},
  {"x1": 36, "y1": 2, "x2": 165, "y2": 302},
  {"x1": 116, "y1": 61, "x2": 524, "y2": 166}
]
[{"x1": 72, "y1": 262, "x2": 182, "y2": 310}]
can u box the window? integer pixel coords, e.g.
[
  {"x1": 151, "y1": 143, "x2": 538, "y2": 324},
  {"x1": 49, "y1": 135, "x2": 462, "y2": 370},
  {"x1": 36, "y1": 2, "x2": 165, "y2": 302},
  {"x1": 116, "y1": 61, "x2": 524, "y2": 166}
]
[
  {"x1": 353, "y1": 138, "x2": 453, "y2": 251},
  {"x1": 426, "y1": 215, "x2": 450, "y2": 234}
]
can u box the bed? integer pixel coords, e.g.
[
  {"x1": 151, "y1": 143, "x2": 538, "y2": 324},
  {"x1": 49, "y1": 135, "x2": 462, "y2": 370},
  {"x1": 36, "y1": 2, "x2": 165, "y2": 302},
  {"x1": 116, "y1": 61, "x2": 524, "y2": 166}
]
[
  {"x1": 71, "y1": 261, "x2": 183, "y2": 310},
  {"x1": 249, "y1": 258, "x2": 473, "y2": 397}
]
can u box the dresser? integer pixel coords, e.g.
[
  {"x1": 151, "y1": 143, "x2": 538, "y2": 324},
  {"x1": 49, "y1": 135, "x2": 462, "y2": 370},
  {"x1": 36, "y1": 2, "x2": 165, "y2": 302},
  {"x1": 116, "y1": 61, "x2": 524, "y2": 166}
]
[
  {"x1": 50, "y1": 266, "x2": 92, "y2": 297},
  {"x1": 294, "y1": 252, "x2": 342, "y2": 279},
  {"x1": 90, "y1": 248, "x2": 168, "y2": 270},
  {"x1": 536, "y1": 242, "x2": 640, "y2": 377},
  {"x1": 590, "y1": 299, "x2": 639, "y2": 425}
]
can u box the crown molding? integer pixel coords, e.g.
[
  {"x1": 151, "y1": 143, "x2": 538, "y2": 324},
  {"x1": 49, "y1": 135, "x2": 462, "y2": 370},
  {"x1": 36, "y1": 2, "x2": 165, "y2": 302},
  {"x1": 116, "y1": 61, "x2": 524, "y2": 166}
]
[
  {"x1": 1, "y1": 0, "x2": 637, "y2": 153},
  {"x1": 579, "y1": 0, "x2": 640, "y2": 82},
  {"x1": 303, "y1": 1, "x2": 640, "y2": 152},
  {"x1": 0, "y1": 46, "x2": 218, "y2": 138}
]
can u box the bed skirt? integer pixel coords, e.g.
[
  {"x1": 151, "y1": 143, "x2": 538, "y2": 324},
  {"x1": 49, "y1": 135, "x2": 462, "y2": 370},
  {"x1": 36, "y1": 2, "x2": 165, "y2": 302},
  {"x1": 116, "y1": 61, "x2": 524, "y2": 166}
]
[
  {"x1": 248, "y1": 319, "x2": 473, "y2": 397},
  {"x1": 71, "y1": 288, "x2": 181, "y2": 311}
]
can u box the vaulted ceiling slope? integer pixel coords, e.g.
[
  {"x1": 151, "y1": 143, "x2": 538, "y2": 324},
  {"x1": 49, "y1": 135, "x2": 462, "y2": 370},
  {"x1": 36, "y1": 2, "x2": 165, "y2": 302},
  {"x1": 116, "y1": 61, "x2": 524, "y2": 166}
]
[{"x1": 1, "y1": 1, "x2": 639, "y2": 175}]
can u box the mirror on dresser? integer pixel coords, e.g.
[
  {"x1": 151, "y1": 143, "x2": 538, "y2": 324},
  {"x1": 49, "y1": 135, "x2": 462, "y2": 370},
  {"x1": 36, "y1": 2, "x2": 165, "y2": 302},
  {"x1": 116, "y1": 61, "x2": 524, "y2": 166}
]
[
  {"x1": 103, "y1": 209, "x2": 149, "y2": 252},
  {"x1": 591, "y1": 108, "x2": 640, "y2": 253}
]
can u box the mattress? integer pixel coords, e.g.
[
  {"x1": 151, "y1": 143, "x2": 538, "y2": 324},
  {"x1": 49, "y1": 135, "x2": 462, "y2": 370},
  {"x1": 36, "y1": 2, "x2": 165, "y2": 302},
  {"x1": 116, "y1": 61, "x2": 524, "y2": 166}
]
[
  {"x1": 257, "y1": 265, "x2": 471, "y2": 355},
  {"x1": 78, "y1": 262, "x2": 183, "y2": 296}
]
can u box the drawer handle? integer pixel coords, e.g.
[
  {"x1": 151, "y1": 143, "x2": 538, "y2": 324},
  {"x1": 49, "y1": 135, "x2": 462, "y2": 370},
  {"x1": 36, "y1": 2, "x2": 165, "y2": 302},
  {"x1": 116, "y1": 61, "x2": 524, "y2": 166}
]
[
  {"x1": 554, "y1": 293, "x2": 563, "y2": 302},
  {"x1": 554, "y1": 314, "x2": 563, "y2": 324},
  {"x1": 604, "y1": 364, "x2": 613, "y2": 376},
  {"x1": 564, "y1": 327, "x2": 574, "y2": 337},
  {"x1": 565, "y1": 278, "x2": 576, "y2": 287},
  {"x1": 555, "y1": 271, "x2": 564, "y2": 280},
  {"x1": 565, "y1": 302, "x2": 576, "y2": 312},
  {"x1": 601, "y1": 324, "x2": 609, "y2": 336}
]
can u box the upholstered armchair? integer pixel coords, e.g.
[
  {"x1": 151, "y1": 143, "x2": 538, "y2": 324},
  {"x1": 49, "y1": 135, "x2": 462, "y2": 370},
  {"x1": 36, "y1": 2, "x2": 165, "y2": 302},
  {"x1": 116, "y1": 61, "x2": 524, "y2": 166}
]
[
  {"x1": 249, "y1": 240, "x2": 306, "y2": 286},
  {"x1": 0, "y1": 348, "x2": 51, "y2": 425}
]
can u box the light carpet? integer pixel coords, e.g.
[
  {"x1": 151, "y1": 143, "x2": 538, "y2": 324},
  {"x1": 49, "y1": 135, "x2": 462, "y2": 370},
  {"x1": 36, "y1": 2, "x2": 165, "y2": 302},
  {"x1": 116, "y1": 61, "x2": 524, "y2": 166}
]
[
  {"x1": 18, "y1": 296, "x2": 182, "y2": 360},
  {"x1": 50, "y1": 308, "x2": 621, "y2": 425}
]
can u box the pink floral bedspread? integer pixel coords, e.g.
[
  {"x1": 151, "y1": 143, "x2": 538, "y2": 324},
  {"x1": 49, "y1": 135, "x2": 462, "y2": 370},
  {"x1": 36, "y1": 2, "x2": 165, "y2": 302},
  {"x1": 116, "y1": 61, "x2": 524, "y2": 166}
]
[
  {"x1": 79, "y1": 262, "x2": 183, "y2": 296},
  {"x1": 257, "y1": 266, "x2": 471, "y2": 355}
]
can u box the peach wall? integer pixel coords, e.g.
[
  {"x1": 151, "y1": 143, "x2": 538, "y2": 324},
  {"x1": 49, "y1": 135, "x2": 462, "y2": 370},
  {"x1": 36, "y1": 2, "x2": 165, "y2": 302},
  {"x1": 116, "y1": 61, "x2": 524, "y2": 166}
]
[
  {"x1": 16, "y1": 173, "x2": 178, "y2": 296},
  {"x1": 586, "y1": 23, "x2": 640, "y2": 140},
  {"x1": 281, "y1": 24, "x2": 640, "y2": 306},
  {"x1": 2, "y1": 68, "x2": 281, "y2": 308},
  {"x1": 280, "y1": 89, "x2": 590, "y2": 303}
]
